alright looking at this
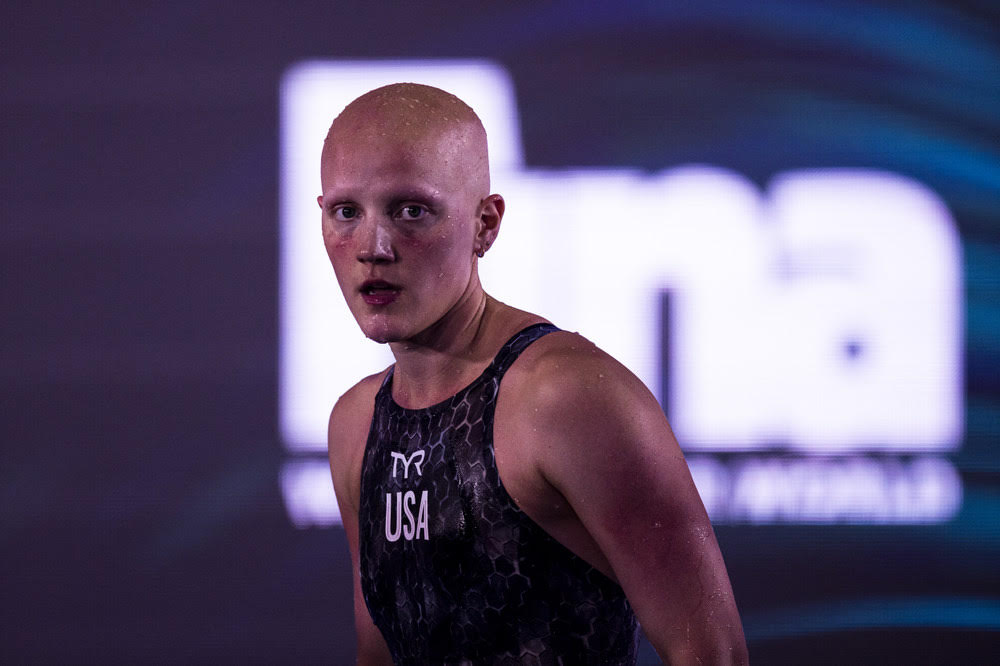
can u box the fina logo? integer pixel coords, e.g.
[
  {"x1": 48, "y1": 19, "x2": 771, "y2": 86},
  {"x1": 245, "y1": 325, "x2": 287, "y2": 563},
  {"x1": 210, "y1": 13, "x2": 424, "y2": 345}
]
[{"x1": 278, "y1": 60, "x2": 963, "y2": 527}]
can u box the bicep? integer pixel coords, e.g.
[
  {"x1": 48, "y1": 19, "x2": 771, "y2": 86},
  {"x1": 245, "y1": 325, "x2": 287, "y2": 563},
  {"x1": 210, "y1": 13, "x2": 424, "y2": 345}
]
[{"x1": 533, "y1": 374, "x2": 746, "y2": 663}]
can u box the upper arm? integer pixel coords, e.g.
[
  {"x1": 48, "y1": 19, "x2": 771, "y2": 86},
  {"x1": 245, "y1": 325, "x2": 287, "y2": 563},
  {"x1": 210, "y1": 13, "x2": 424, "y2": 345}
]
[
  {"x1": 511, "y1": 339, "x2": 747, "y2": 664},
  {"x1": 328, "y1": 375, "x2": 393, "y2": 665}
]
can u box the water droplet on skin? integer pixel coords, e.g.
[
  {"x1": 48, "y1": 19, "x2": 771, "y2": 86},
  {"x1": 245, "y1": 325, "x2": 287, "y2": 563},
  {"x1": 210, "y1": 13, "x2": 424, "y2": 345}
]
[
  {"x1": 653, "y1": 521, "x2": 662, "y2": 528},
  {"x1": 598, "y1": 373, "x2": 604, "y2": 379}
]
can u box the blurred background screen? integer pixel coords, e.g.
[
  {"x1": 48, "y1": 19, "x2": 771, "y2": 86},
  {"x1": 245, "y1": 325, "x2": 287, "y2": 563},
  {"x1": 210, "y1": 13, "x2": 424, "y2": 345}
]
[{"x1": 3, "y1": 1, "x2": 999, "y2": 663}]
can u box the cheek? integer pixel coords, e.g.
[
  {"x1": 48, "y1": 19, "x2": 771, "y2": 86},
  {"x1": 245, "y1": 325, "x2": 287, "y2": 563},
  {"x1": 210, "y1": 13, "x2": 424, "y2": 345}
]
[
  {"x1": 414, "y1": 217, "x2": 473, "y2": 257},
  {"x1": 322, "y1": 226, "x2": 352, "y2": 258},
  {"x1": 322, "y1": 231, "x2": 358, "y2": 290},
  {"x1": 407, "y1": 232, "x2": 468, "y2": 273},
  {"x1": 397, "y1": 231, "x2": 450, "y2": 262},
  {"x1": 398, "y1": 233, "x2": 428, "y2": 252}
]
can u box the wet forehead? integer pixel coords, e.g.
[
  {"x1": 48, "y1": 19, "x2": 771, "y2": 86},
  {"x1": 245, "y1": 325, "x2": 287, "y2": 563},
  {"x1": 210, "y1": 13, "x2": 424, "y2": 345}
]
[
  {"x1": 322, "y1": 93, "x2": 487, "y2": 198},
  {"x1": 321, "y1": 125, "x2": 472, "y2": 195}
]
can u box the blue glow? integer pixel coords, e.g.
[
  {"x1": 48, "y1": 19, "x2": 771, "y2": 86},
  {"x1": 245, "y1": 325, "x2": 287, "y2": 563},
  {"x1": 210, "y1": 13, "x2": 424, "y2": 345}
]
[{"x1": 745, "y1": 597, "x2": 1000, "y2": 640}]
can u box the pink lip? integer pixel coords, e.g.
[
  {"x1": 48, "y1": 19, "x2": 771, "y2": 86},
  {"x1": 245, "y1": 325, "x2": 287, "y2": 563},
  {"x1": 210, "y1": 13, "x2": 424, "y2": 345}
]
[{"x1": 360, "y1": 280, "x2": 401, "y2": 306}]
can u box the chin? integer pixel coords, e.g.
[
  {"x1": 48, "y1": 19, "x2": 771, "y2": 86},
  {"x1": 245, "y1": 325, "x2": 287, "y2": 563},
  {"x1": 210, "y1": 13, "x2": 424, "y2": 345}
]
[
  {"x1": 364, "y1": 330, "x2": 394, "y2": 344},
  {"x1": 358, "y1": 316, "x2": 405, "y2": 345},
  {"x1": 360, "y1": 325, "x2": 393, "y2": 345}
]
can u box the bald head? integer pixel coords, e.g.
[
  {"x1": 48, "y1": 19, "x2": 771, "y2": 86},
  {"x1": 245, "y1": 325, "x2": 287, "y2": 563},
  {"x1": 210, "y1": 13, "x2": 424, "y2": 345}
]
[
  {"x1": 318, "y1": 83, "x2": 505, "y2": 345},
  {"x1": 322, "y1": 83, "x2": 491, "y2": 198}
]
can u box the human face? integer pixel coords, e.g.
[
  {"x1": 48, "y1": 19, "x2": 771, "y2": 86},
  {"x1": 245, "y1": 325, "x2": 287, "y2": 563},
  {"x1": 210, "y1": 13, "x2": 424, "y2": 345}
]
[{"x1": 318, "y1": 127, "x2": 486, "y2": 345}]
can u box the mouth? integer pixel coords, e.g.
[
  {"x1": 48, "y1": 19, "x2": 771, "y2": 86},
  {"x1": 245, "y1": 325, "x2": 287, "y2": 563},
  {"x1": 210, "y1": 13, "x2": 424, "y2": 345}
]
[{"x1": 359, "y1": 279, "x2": 402, "y2": 306}]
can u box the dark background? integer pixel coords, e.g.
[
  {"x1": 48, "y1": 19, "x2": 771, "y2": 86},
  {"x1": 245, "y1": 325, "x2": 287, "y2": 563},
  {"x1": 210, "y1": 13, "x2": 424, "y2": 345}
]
[{"x1": 3, "y1": 1, "x2": 999, "y2": 663}]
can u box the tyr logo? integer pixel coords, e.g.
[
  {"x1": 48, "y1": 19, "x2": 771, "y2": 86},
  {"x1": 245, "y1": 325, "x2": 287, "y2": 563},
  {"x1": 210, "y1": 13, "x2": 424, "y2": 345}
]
[{"x1": 390, "y1": 450, "x2": 426, "y2": 479}]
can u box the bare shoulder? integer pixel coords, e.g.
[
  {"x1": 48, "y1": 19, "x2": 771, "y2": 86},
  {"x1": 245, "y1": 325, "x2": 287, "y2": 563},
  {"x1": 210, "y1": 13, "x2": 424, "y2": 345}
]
[
  {"x1": 503, "y1": 330, "x2": 664, "y2": 435},
  {"x1": 499, "y1": 329, "x2": 691, "y2": 514},
  {"x1": 327, "y1": 368, "x2": 391, "y2": 508},
  {"x1": 329, "y1": 368, "x2": 387, "y2": 440}
]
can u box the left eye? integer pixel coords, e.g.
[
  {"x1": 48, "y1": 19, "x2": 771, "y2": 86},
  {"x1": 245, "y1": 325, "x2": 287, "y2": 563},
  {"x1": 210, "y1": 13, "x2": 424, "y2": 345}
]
[{"x1": 398, "y1": 205, "x2": 426, "y2": 220}]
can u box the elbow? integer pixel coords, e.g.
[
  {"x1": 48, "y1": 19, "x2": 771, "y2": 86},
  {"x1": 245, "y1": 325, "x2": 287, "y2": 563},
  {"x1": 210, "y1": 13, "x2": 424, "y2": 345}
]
[
  {"x1": 701, "y1": 623, "x2": 749, "y2": 665},
  {"x1": 725, "y1": 636, "x2": 750, "y2": 666},
  {"x1": 706, "y1": 631, "x2": 750, "y2": 666},
  {"x1": 655, "y1": 625, "x2": 749, "y2": 666}
]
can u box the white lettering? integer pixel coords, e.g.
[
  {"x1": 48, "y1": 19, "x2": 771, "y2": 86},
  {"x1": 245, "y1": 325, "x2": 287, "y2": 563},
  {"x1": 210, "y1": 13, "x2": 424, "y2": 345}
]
[
  {"x1": 280, "y1": 61, "x2": 960, "y2": 455},
  {"x1": 385, "y1": 492, "x2": 402, "y2": 542},
  {"x1": 390, "y1": 450, "x2": 426, "y2": 479},
  {"x1": 281, "y1": 456, "x2": 961, "y2": 529},
  {"x1": 402, "y1": 491, "x2": 416, "y2": 540},
  {"x1": 688, "y1": 455, "x2": 962, "y2": 524},
  {"x1": 416, "y1": 490, "x2": 429, "y2": 540},
  {"x1": 383, "y1": 490, "x2": 430, "y2": 541},
  {"x1": 278, "y1": 60, "x2": 964, "y2": 526}
]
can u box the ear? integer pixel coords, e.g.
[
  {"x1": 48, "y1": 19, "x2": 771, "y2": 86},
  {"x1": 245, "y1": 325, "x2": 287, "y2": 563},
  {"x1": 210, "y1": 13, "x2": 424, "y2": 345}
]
[
  {"x1": 475, "y1": 194, "x2": 504, "y2": 254},
  {"x1": 316, "y1": 194, "x2": 324, "y2": 209}
]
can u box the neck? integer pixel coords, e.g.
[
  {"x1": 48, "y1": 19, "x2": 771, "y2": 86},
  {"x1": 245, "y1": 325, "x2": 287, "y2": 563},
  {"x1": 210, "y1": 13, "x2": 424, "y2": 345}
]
[{"x1": 388, "y1": 286, "x2": 496, "y2": 409}]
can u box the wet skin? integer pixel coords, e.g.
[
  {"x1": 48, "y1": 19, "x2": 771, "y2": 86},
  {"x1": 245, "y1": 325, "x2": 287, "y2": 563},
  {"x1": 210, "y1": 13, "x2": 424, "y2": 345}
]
[
  {"x1": 318, "y1": 89, "x2": 497, "y2": 354},
  {"x1": 322, "y1": 84, "x2": 749, "y2": 665}
]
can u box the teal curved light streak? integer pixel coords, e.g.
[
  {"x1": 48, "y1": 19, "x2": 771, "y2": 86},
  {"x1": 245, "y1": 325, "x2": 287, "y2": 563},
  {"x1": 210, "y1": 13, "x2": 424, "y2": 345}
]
[
  {"x1": 509, "y1": 1, "x2": 1000, "y2": 87},
  {"x1": 744, "y1": 597, "x2": 1000, "y2": 640}
]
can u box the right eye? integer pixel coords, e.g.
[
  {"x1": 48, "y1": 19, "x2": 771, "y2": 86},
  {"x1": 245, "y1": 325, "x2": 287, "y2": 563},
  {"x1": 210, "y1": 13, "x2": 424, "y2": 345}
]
[{"x1": 332, "y1": 205, "x2": 358, "y2": 221}]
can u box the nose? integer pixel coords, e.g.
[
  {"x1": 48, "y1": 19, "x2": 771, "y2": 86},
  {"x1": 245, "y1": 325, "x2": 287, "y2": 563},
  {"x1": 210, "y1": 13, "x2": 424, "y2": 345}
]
[{"x1": 357, "y1": 219, "x2": 395, "y2": 264}]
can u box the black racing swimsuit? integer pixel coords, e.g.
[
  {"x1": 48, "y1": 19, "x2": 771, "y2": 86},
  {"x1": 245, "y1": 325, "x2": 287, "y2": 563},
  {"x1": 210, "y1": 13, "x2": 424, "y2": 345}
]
[{"x1": 359, "y1": 324, "x2": 639, "y2": 665}]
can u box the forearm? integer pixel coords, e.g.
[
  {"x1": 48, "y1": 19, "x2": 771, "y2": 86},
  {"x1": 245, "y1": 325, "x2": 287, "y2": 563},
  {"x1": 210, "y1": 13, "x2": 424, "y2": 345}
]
[
  {"x1": 642, "y1": 570, "x2": 748, "y2": 666},
  {"x1": 648, "y1": 617, "x2": 748, "y2": 666},
  {"x1": 626, "y1": 524, "x2": 748, "y2": 664}
]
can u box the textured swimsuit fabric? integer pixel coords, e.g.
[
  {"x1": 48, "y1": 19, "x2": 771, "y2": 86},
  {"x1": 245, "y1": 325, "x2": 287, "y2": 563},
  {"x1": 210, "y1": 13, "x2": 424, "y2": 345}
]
[{"x1": 359, "y1": 323, "x2": 639, "y2": 665}]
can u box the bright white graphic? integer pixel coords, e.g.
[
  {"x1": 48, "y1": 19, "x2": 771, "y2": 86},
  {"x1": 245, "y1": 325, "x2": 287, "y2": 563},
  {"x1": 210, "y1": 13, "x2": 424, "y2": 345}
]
[
  {"x1": 387, "y1": 450, "x2": 430, "y2": 541},
  {"x1": 390, "y1": 450, "x2": 426, "y2": 480},
  {"x1": 278, "y1": 60, "x2": 963, "y2": 526},
  {"x1": 385, "y1": 491, "x2": 430, "y2": 542}
]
